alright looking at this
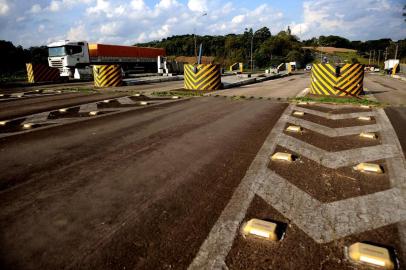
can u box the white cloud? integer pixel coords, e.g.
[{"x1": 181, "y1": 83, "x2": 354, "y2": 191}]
[
  {"x1": 29, "y1": 4, "x2": 41, "y2": 13},
  {"x1": 0, "y1": 0, "x2": 10, "y2": 15},
  {"x1": 156, "y1": 0, "x2": 179, "y2": 10},
  {"x1": 100, "y1": 21, "x2": 123, "y2": 36},
  {"x1": 38, "y1": 24, "x2": 45, "y2": 32},
  {"x1": 296, "y1": 0, "x2": 406, "y2": 40},
  {"x1": 48, "y1": 0, "x2": 61, "y2": 12},
  {"x1": 66, "y1": 24, "x2": 88, "y2": 40},
  {"x1": 86, "y1": 0, "x2": 109, "y2": 14},
  {"x1": 231, "y1": 14, "x2": 244, "y2": 24},
  {"x1": 188, "y1": 0, "x2": 207, "y2": 13},
  {"x1": 131, "y1": 0, "x2": 147, "y2": 11}
]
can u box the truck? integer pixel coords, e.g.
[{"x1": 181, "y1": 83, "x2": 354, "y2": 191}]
[
  {"x1": 47, "y1": 40, "x2": 166, "y2": 79},
  {"x1": 384, "y1": 59, "x2": 399, "y2": 72}
]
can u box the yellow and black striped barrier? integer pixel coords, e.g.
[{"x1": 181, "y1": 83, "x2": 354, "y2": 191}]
[
  {"x1": 93, "y1": 65, "x2": 122, "y2": 87},
  {"x1": 26, "y1": 63, "x2": 60, "y2": 83},
  {"x1": 310, "y1": 63, "x2": 364, "y2": 96},
  {"x1": 184, "y1": 64, "x2": 221, "y2": 90}
]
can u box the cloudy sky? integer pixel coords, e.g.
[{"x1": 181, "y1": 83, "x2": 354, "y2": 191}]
[{"x1": 0, "y1": 0, "x2": 405, "y2": 47}]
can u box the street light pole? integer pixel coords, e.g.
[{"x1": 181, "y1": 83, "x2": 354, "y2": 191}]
[{"x1": 194, "y1": 12, "x2": 207, "y2": 61}]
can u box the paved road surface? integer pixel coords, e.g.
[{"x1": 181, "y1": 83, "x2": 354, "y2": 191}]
[
  {"x1": 1, "y1": 72, "x2": 405, "y2": 270},
  {"x1": 0, "y1": 97, "x2": 286, "y2": 270},
  {"x1": 211, "y1": 72, "x2": 310, "y2": 98},
  {"x1": 364, "y1": 74, "x2": 406, "y2": 105}
]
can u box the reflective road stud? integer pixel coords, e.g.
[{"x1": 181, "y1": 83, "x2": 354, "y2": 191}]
[
  {"x1": 271, "y1": 152, "x2": 293, "y2": 162},
  {"x1": 358, "y1": 116, "x2": 372, "y2": 121},
  {"x1": 348, "y1": 242, "x2": 394, "y2": 269},
  {"x1": 139, "y1": 101, "x2": 148, "y2": 106},
  {"x1": 242, "y1": 219, "x2": 278, "y2": 241},
  {"x1": 360, "y1": 105, "x2": 371, "y2": 109},
  {"x1": 286, "y1": 125, "x2": 302, "y2": 133},
  {"x1": 0, "y1": 120, "x2": 8, "y2": 126},
  {"x1": 133, "y1": 93, "x2": 141, "y2": 97},
  {"x1": 293, "y1": 111, "x2": 305, "y2": 116},
  {"x1": 103, "y1": 99, "x2": 111, "y2": 103},
  {"x1": 59, "y1": 108, "x2": 68, "y2": 113},
  {"x1": 22, "y1": 123, "x2": 34, "y2": 129},
  {"x1": 89, "y1": 111, "x2": 99, "y2": 116},
  {"x1": 353, "y1": 163, "x2": 383, "y2": 174},
  {"x1": 172, "y1": 96, "x2": 180, "y2": 99},
  {"x1": 360, "y1": 132, "x2": 377, "y2": 139}
]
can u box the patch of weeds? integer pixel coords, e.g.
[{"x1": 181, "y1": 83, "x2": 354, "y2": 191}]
[
  {"x1": 240, "y1": 95, "x2": 246, "y2": 99},
  {"x1": 61, "y1": 87, "x2": 95, "y2": 93},
  {"x1": 151, "y1": 90, "x2": 205, "y2": 97},
  {"x1": 291, "y1": 96, "x2": 382, "y2": 106}
]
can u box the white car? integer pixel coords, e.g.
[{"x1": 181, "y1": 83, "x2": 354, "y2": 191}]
[{"x1": 306, "y1": 64, "x2": 312, "y2": 71}]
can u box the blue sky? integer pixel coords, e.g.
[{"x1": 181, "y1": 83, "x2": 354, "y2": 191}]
[{"x1": 0, "y1": 0, "x2": 405, "y2": 47}]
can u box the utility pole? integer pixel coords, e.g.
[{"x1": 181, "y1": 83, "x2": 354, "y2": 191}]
[
  {"x1": 250, "y1": 31, "x2": 254, "y2": 72},
  {"x1": 395, "y1": 42, "x2": 398, "y2": 60},
  {"x1": 373, "y1": 50, "x2": 376, "y2": 65},
  {"x1": 384, "y1": 47, "x2": 388, "y2": 61},
  {"x1": 369, "y1": 50, "x2": 371, "y2": 65},
  {"x1": 377, "y1": 50, "x2": 381, "y2": 66}
]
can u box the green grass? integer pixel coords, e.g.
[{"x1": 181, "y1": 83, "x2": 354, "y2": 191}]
[
  {"x1": 0, "y1": 72, "x2": 27, "y2": 84},
  {"x1": 313, "y1": 51, "x2": 370, "y2": 66},
  {"x1": 291, "y1": 96, "x2": 382, "y2": 106},
  {"x1": 60, "y1": 87, "x2": 96, "y2": 93},
  {"x1": 151, "y1": 90, "x2": 205, "y2": 97}
]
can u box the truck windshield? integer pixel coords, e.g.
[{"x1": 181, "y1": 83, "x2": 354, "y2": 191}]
[{"x1": 48, "y1": 46, "x2": 66, "y2": 57}]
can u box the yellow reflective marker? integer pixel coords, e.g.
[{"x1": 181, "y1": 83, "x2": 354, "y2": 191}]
[
  {"x1": 22, "y1": 123, "x2": 34, "y2": 129},
  {"x1": 0, "y1": 120, "x2": 8, "y2": 126},
  {"x1": 59, "y1": 108, "x2": 68, "y2": 113},
  {"x1": 133, "y1": 93, "x2": 141, "y2": 97},
  {"x1": 360, "y1": 132, "x2": 377, "y2": 139},
  {"x1": 286, "y1": 125, "x2": 302, "y2": 133},
  {"x1": 358, "y1": 116, "x2": 372, "y2": 121},
  {"x1": 360, "y1": 105, "x2": 371, "y2": 109},
  {"x1": 298, "y1": 101, "x2": 308, "y2": 105},
  {"x1": 353, "y1": 163, "x2": 383, "y2": 174},
  {"x1": 171, "y1": 96, "x2": 180, "y2": 99},
  {"x1": 348, "y1": 242, "x2": 394, "y2": 269},
  {"x1": 103, "y1": 99, "x2": 111, "y2": 103},
  {"x1": 88, "y1": 111, "x2": 99, "y2": 116},
  {"x1": 139, "y1": 101, "x2": 148, "y2": 106},
  {"x1": 271, "y1": 152, "x2": 293, "y2": 162},
  {"x1": 293, "y1": 111, "x2": 305, "y2": 116},
  {"x1": 242, "y1": 219, "x2": 278, "y2": 241}
]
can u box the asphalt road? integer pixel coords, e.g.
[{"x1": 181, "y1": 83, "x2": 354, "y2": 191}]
[
  {"x1": 0, "y1": 72, "x2": 405, "y2": 270},
  {"x1": 211, "y1": 72, "x2": 310, "y2": 98},
  {"x1": 0, "y1": 97, "x2": 287, "y2": 270},
  {"x1": 364, "y1": 73, "x2": 406, "y2": 105}
]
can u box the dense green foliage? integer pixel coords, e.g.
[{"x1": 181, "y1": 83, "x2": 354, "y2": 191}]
[
  {"x1": 0, "y1": 40, "x2": 48, "y2": 76},
  {"x1": 137, "y1": 27, "x2": 405, "y2": 68}
]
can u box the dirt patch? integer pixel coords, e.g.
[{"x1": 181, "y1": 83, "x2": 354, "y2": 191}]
[
  {"x1": 297, "y1": 104, "x2": 372, "y2": 114},
  {"x1": 268, "y1": 146, "x2": 390, "y2": 203},
  {"x1": 283, "y1": 123, "x2": 381, "y2": 151},
  {"x1": 293, "y1": 112, "x2": 376, "y2": 128},
  {"x1": 226, "y1": 195, "x2": 403, "y2": 270}
]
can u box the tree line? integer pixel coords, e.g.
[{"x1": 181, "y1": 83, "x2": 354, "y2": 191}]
[{"x1": 0, "y1": 26, "x2": 405, "y2": 76}]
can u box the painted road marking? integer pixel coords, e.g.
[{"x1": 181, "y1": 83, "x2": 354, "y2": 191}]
[{"x1": 189, "y1": 103, "x2": 406, "y2": 269}]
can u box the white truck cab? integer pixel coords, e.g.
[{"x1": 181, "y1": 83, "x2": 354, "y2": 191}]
[{"x1": 48, "y1": 40, "x2": 90, "y2": 77}]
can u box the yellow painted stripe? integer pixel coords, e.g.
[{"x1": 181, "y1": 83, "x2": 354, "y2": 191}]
[
  {"x1": 312, "y1": 68, "x2": 336, "y2": 94},
  {"x1": 315, "y1": 64, "x2": 338, "y2": 84},
  {"x1": 337, "y1": 66, "x2": 362, "y2": 87}
]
